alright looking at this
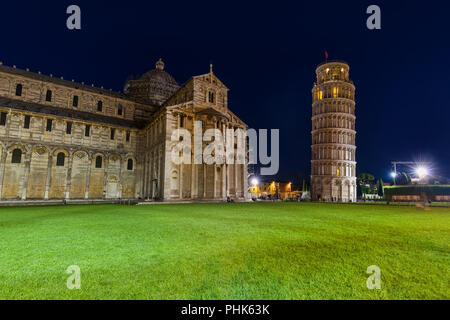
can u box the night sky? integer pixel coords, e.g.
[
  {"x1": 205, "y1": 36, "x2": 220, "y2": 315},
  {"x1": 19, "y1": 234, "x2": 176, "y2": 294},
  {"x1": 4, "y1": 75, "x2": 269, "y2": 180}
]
[{"x1": 1, "y1": 0, "x2": 449, "y2": 183}]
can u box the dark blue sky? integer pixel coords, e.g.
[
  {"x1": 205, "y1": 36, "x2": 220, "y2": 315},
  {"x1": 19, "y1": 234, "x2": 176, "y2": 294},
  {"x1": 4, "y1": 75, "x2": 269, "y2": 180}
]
[{"x1": 1, "y1": 0, "x2": 449, "y2": 183}]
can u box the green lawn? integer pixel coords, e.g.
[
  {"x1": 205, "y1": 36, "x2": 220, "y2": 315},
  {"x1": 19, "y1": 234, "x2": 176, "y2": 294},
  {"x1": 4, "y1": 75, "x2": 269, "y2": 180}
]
[{"x1": 0, "y1": 202, "x2": 448, "y2": 300}]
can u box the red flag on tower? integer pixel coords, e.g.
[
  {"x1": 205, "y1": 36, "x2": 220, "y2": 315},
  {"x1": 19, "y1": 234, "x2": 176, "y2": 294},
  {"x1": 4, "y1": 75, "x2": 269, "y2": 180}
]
[{"x1": 325, "y1": 51, "x2": 329, "y2": 60}]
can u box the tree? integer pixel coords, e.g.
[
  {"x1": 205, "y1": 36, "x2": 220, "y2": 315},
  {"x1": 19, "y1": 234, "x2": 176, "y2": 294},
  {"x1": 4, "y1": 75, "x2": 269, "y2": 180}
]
[
  {"x1": 377, "y1": 179, "x2": 384, "y2": 197},
  {"x1": 396, "y1": 172, "x2": 412, "y2": 185},
  {"x1": 357, "y1": 173, "x2": 375, "y2": 185},
  {"x1": 357, "y1": 183, "x2": 362, "y2": 199}
]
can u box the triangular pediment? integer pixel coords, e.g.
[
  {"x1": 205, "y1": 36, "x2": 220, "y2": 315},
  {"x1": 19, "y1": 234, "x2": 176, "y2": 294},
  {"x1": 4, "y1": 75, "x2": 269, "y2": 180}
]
[{"x1": 193, "y1": 73, "x2": 228, "y2": 90}]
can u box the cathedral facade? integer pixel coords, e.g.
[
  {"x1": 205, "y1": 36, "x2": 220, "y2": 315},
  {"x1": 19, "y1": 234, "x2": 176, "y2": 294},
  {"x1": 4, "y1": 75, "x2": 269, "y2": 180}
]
[
  {"x1": 0, "y1": 59, "x2": 248, "y2": 201},
  {"x1": 311, "y1": 61, "x2": 357, "y2": 202}
]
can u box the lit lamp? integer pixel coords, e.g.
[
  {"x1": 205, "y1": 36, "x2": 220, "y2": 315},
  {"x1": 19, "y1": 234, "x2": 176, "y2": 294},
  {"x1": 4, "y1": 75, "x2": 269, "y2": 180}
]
[
  {"x1": 251, "y1": 178, "x2": 259, "y2": 193},
  {"x1": 391, "y1": 172, "x2": 397, "y2": 185},
  {"x1": 415, "y1": 167, "x2": 429, "y2": 179}
]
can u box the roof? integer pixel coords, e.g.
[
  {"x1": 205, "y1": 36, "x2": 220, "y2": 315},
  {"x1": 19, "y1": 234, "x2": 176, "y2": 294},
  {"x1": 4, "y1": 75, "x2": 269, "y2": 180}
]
[
  {"x1": 0, "y1": 64, "x2": 129, "y2": 100},
  {"x1": 0, "y1": 97, "x2": 143, "y2": 129},
  {"x1": 195, "y1": 107, "x2": 230, "y2": 119}
]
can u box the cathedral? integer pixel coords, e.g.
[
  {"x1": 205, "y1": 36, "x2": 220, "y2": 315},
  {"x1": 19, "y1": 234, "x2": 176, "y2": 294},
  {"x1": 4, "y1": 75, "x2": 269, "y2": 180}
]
[
  {"x1": 0, "y1": 59, "x2": 248, "y2": 201},
  {"x1": 311, "y1": 61, "x2": 357, "y2": 202}
]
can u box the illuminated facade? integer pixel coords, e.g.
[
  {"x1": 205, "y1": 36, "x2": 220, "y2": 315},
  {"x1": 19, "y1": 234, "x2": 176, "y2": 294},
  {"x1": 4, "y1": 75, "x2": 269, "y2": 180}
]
[
  {"x1": 0, "y1": 59, "x2": 248, "y2": 201},
  {"x1": 249, "y1": 181, "x2": 297, "y2": 199},
  {"x1": 311, "y1": 61, "x2": 357, "y2": 202}
]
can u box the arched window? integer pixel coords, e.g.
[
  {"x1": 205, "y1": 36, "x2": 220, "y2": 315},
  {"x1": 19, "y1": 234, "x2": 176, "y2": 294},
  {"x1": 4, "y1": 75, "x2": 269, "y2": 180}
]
[
  {"x1": 208, "y1": 91, "x2": 215, "y2": 103},
  {"x1": 11, "y1": 149, "x2": 22, "y2": 164},
  {"x1": 127, "y1": 159, "x2": 133, "y2": 171},
  {"x1": 72, "y1": 95, "x2": 79, "y2": 107},
  {"x1": 56, "y1": 152, "x2": 65, "y2": 166},
  {"x1": 179, "y1": 115, "x2": 184, "y2": 128},
  {"x1": 15, "y1": 84, "x2": 23, "y2": 96},
  {"x1": 45, "y1": 90, "x2": 52, "y2": 102},
  {"x1": 117, "y1": 104, "x2": 123, "y2": 116},
  {"x1": 97, "y1": 101, "x2": 103, "y2": 112},
  {"x1": 333, "y1": 87, "x2": 338, "y2": 98},
  {"x1": 95, "y1": 156, "x2": 103, "y2": 168}
]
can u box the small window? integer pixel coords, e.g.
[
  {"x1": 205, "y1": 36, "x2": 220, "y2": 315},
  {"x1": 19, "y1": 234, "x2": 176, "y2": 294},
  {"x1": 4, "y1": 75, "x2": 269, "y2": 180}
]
[
  {"x1": 15, "y1": 84, "x2": 23, "y2": 96},
  {"x1": 85, "y1": 125, "x2": 90, "y2": 137},
  {"x1": 97, "y1": 101, "x2": 103, "y2": 112},
  {"x1": 16, "y1": 83, "x2": 22, "y2": 97},
  {"x1": 118, "y1": 105, "x2": 123, "y2": 116},
  {"x1": 56, "y1": 152, "x2": 65, "y2": 166},
  {"x1": 72, "y1": 95, "x2": 79, "y2": 107},
  {"x1": 95, "y1": 156, "x2": 102, "y2": 168},
  {"x1": 110, "y1": 128, "x2": 115, "y2": 140},
  {"x1": 180, "y1": 116, "x2": 184, "y2": 128},
  {"x1": 66, "y1": 122, "x2": 72, "y2": 134},
  {"x1": 45, "y1": 90, "x2": 52, "y2": 102},
  {"x1": 46, "y1": 119, "x2": 52, "y2": 132},
  {"x1": 11, "y1": 149, "x2": 22, "y2": 164},
  {"x1": 126, "y1": 131, "x2": 130, "y2": 142},
  {"x1": 208, "y1": 91, "x2": 215, "y2": 103},
  {"x1": 24, "y1": 115, "x2": 30, "y2": 129},
  {"x1": 127, "y1": 159, "x2": 133, "y2": 170},
  {"x1": 0, "y1": 112, "x2": 7, "y2": 126}
]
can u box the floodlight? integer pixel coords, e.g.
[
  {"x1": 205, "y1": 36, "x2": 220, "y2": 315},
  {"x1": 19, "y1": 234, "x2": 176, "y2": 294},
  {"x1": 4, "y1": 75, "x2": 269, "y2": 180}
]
[{"x1": 415, "y1": 167, "x2": 429, "y2": 178}]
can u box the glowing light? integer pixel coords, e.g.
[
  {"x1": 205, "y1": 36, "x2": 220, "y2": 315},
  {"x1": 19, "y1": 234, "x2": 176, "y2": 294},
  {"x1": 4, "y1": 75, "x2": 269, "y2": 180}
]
[
  {"x1": 415, "y1": 167, "x2": 429, "y2": 178},
  {"x1": 251, "y1": 178, "x2": 258, "y2": 186},
  {"x1": 391, "y1": 172, "x2": 397, "y2": 178}
]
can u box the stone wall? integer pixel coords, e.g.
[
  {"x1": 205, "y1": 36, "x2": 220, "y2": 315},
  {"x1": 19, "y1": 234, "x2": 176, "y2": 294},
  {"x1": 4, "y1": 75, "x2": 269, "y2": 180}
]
[
  {"x1": 0, "y1": 64, "x2": 248, "y2": 202},
  {"x1": 0, "y1": 107, "x2": 138, "y2": 200}
]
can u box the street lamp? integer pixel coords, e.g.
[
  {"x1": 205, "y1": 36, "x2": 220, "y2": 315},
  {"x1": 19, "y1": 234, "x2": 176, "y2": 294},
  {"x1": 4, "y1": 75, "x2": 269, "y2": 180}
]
[
  {"x1": 391, "y1": 172, "x2": 397, "y2": 185},
  {"x1": 251, "y1": 178, "x2": 258, "y2": 186}
]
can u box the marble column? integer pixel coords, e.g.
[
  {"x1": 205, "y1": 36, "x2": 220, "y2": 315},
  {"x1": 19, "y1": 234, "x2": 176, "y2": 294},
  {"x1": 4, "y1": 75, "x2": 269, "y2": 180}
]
[
  {"x1": 65, "y1": 152, "x2": 73, "y2": 199},
  {"x1": 0, "y1": 149, "x2": 7, "y2": 199},
  {"x1": 20, "y1": 149, "x2": 32, "y2": 200},
  {"x1": 44, "y1": 153, "x2": 53, "y2": 199}
]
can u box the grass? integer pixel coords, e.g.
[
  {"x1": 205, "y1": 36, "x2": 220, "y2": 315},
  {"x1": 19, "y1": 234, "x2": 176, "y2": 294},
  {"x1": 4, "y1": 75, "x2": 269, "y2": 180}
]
[{"x1": 0, "y1": 202, "x2": 448, "y2": 300}]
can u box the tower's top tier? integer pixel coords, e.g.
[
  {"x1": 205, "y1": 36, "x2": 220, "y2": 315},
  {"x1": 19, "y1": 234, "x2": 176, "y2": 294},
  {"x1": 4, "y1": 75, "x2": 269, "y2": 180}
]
[{"x1": 315, "y1": 61, "x2": 352, "y2": 85}]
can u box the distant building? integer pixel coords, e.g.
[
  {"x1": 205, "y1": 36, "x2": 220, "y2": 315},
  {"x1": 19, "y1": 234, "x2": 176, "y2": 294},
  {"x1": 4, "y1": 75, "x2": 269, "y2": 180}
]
[
  {"x1": 311, "y1": 61, "x2": 357, "y2": 202},
  {"x1": 249, "y1": 180, "x2": 299, "y2": 199}
]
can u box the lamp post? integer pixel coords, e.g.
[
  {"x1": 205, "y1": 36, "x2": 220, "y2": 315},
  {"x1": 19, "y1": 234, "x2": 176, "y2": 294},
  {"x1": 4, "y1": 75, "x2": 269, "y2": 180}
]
[{"x1": 391, "y1": 172, "x2": 397, "y2": 185}]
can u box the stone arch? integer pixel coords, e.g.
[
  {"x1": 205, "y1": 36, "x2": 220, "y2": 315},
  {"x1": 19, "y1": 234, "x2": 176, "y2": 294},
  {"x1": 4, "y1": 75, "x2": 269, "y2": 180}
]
[
  {"x1": 69, "y1": 150, "x2": 89, "y2": 199},
  {"x1": 342, "y1": 179, "x2": 351, "y2": 202},
  {"x1": 123, "y1": 155, "x2": 136, "y2": 198},
  {"x1": 48, "y1": 148, "x2": 70, "y2": 199},
  {"x1": 105, "y1": 175, "x2": 120, "y2": 199},
  {"x1": 27, "y1": 146, "x2": 50, "y2": 199},
  {"x1": 2, "y1": 144, "x2": 28, "y2": 199},
  {"x1": 89, "y1": 152, "x2": 106, "y2": 198},
  {"x1": 7, "y1": 143, "x2": 27, "y2": 153}
]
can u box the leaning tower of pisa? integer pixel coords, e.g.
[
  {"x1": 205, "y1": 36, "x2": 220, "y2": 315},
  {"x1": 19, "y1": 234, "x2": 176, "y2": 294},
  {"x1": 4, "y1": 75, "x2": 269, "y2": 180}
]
[{"x1": 311, "y1": 61, "x2": 357, "y2": 202}]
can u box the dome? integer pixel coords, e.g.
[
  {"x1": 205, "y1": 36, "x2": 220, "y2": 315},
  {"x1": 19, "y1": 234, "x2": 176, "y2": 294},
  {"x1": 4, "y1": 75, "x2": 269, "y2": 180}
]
[
  {"x1": 125, "y1": 58, "x2": 179, "y2": 106},
  {"x1": 140, "y1": 59, "x2": 178, "y2": 86}
]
